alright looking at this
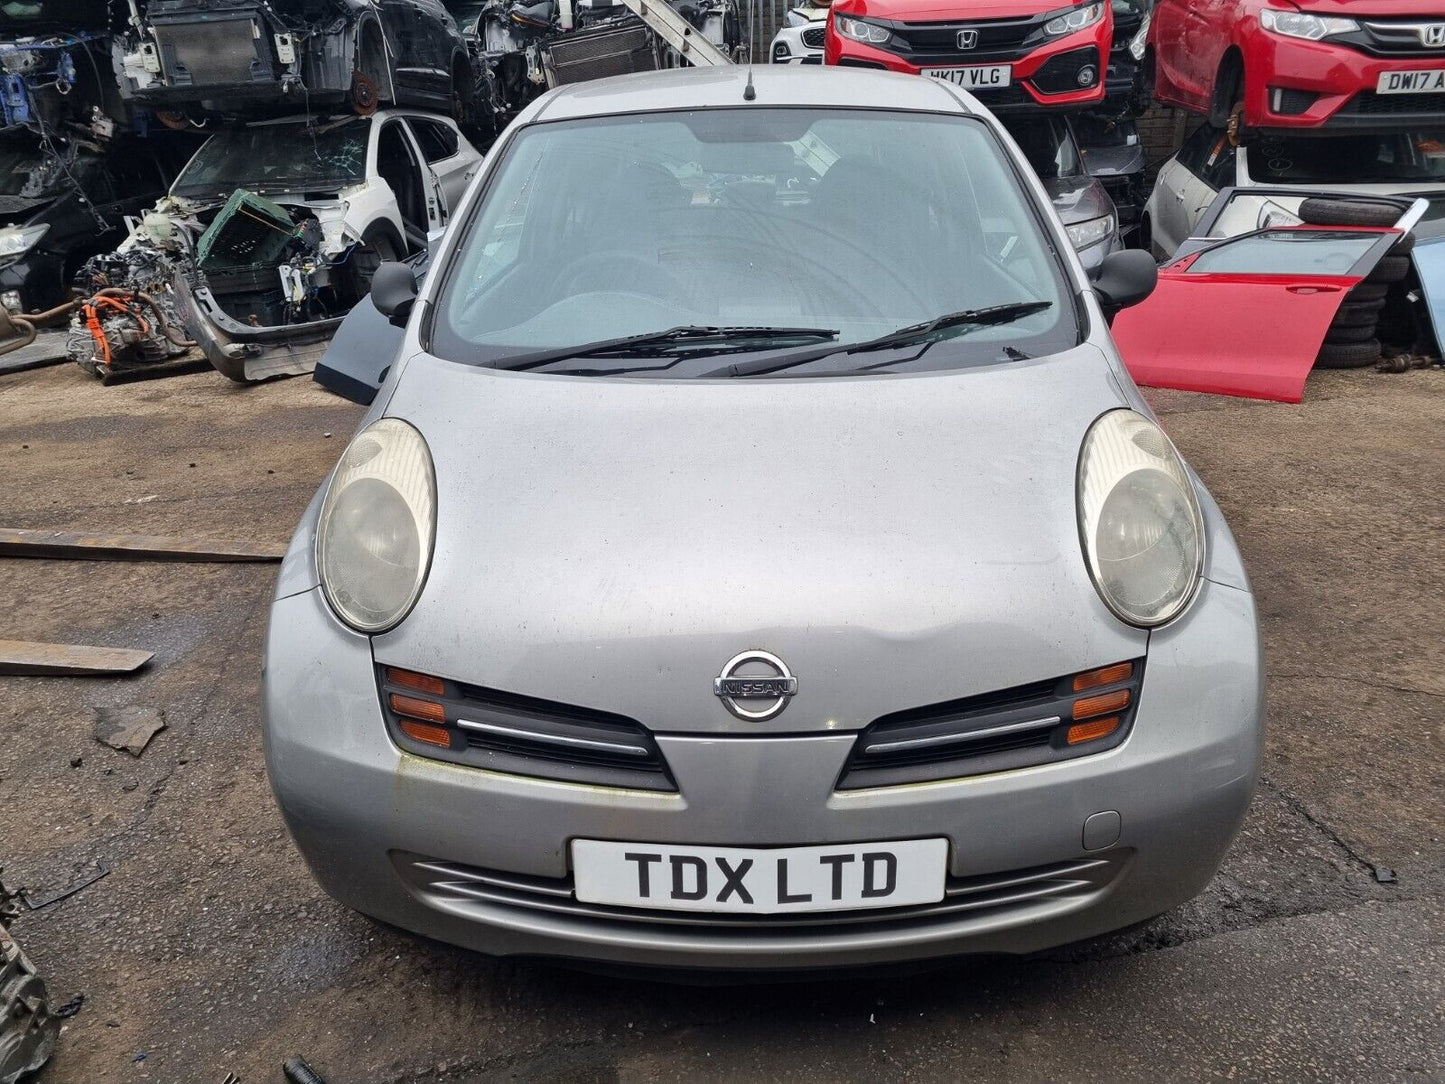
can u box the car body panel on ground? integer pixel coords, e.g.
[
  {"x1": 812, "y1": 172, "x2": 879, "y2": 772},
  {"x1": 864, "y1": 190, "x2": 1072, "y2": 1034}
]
[
  {"x1": 1150, "y1": 0, "x2": 1445, "y2": 132},
  {"x1": 823, "y1": 0, "x2": 1112, "y2": 111}
]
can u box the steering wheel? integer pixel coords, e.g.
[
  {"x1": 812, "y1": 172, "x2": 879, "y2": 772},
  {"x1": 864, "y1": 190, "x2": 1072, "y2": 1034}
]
[{"x1": 555, "y1": 252, "x2": 681, "y2": 302}]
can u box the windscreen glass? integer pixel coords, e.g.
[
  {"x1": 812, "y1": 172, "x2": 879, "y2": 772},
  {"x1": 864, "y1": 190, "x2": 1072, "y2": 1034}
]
[
  {"x1": 432, "y1": 108, "x2": 1076, "y2": 371},
  {"x1": 173, "y1": 119, "x2": 369, "y2": 196},
  {"x1": 1249, "y1": 132, "x2": 1445, "y2": 184},
  {"x1": 1187, "y1": 229, "x2": 1381, "y2": 276}
]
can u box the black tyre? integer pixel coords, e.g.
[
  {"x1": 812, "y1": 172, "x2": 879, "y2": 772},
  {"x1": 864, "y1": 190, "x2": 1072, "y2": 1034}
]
[
  {"x1": 1298, "y1": 198, "x2": 1401, "y2": 227},
  {"x1": 1324, "y1": 324, "x2": 1377, "y2": 344},
  {"x1": 1346, "y1": 282, "x2": 1390, "y2": 303},
  {"x1": 1389, "y1": 232, "x2": 1416, "y2": 256},
  {"x1": 1315, "y1": 338, "x2": 1380, "y2": 369},
  {"x1": 1331, "y1": 301, "x2": 1385, "y2": 328},
  {"x1": 1366, "y1": 256, "x2": 1410, "y2": 284}
]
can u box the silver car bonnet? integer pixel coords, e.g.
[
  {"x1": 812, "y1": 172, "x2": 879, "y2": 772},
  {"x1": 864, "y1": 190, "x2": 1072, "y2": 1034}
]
[{"x1": 372, "y1": 343, "x2": 1148, "y2": 734}]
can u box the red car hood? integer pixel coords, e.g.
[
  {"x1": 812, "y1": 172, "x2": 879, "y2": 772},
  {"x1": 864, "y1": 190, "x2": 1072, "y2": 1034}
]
[
  {"x1": 838, "y1": 0, "x2": 1071, "y2": 17},
  {"x1": 1290, "y1": 0, "x2": 1445, "y2": 15}
]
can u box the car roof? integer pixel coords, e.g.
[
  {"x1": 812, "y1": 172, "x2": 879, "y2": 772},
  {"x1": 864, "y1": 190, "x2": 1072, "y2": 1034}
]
[{"x1": 521, "y1": 65, "x2": 981, "y2": 124}]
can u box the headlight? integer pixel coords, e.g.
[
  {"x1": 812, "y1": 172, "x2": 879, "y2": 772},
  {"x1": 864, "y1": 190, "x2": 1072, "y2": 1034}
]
[
  {"x1": 1259, "y1": 8, "x2": 1357, "y2": 40},
  {"x1": 1128, "y1": 11, "x2": 1149, "y2": 59},
  {"x1": 0, "y1": 224, "x2": 49, "y2": 259},
  {"x1": 1077, "y1": 410, "x2": 1203, "y2": 627},
  {"x1": 1044, "y1": 1, "x2": 1104, "y2": 37},
  {"x1": 316, "y1": 418, "x2": 436, "y2": 633},
  {"x1": 835, "y1": 15, "x2": 891, "y2": 44},
  {"x1": 1066, "y1": 213, "x2": 1115, "y2": 250}
]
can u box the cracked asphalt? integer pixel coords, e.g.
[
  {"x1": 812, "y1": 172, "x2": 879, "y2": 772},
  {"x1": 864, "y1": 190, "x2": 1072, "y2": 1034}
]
[{"x1": 0, "y1": 362, "x2": 1440, "y2": 1083}]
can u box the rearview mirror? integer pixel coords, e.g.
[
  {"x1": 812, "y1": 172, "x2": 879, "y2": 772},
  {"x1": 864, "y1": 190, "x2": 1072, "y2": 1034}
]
[
  {"x1": 371, "y1": 261, "x2": 418, "y2": 328},
  {"x1": 1089, "y1": 249, "x2": 1157, "y2": 322}
]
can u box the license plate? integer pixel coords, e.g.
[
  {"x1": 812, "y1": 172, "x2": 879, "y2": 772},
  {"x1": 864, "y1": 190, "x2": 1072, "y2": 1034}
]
[
  {"x1": 572, "y1": 838, "x2": 949, "y2": 914},
  {"x1": 921, "y1": 64, "x2": 1011, "y2": 90},
  {"x1": 1377, "y1": 69, "x2": 1445, "y2": 95}
]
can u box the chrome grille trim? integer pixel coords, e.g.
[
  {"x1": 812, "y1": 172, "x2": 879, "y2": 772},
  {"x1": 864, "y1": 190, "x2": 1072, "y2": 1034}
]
[{"x1": 455, "y1": 717, "x2": 652, "y2": 758}]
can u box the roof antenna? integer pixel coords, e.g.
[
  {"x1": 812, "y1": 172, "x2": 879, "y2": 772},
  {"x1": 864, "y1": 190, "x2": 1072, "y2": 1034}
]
[{"x1": 742, "y1": 0, "x2": 756, "y2": 99}]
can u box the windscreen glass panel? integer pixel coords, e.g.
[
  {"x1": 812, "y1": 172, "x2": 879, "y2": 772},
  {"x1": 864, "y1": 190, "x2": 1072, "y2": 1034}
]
[
  {"x1": 1250, "y1": 132, "x2": 1445, "y2": 184},
  {"x1": 1187, "y1": 229, "x2": 1382, "y2": 276},
  {"x1": 433, "y1": 108, "x2": 1076, "y2": 370},
  {"x1": 173, "y1": 119, "x2": 369, "y2": 196}
]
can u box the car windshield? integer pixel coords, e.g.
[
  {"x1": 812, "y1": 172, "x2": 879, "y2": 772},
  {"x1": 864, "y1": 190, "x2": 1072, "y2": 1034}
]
[
  {"x1": 173, "y1": 118, "x2": 369, "y2": 196},
  {"x1": 1249, "y1": 131, "x2": 1445, "y2": 184},
  {"x1": 0, "y1": 141, "x2": 102, "y2": 199},
  {"x1": 432, "y1": 108, "x2": 1075, "y2": 373}
]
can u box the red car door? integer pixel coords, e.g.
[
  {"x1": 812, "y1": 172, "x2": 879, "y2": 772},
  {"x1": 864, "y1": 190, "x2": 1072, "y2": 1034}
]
[{"x1": 1112, "y1": 224, "x2": 1401, "y2": 402}]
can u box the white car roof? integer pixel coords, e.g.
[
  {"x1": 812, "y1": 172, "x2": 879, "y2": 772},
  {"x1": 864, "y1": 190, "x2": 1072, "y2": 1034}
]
[{"x1": 520, "y1": 65, "x2": 982, "y2": 124}]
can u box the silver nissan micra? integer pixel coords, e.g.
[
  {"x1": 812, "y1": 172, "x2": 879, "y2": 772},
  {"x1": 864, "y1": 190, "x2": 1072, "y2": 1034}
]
[{"x1": 263, "y1": 65, "x2": 1263, "y2": 973}]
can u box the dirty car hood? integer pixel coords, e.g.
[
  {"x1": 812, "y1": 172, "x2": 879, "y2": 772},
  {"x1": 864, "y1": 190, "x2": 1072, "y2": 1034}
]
[{"x1": 370, "y1": 347, "x2": 1146, "y2": 735}]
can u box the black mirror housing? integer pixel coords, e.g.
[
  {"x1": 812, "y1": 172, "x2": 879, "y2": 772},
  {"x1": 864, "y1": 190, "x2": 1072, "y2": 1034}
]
[
  {"x1": 371, "y1": 261, "x2": 419, "y2": 328},
  {"x1": 1090, "y1": 249, "x2": 1157, "y2": 322}
]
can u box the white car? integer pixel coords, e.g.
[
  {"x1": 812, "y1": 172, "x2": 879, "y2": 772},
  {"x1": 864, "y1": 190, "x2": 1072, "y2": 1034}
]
[
  {"x1": 136, "y1": 110, "x2": 481, "y2": 381},
  {"x1": 1143, "y1": 127, "x2": 1445, "y2": 258},
  {"x1": 769, "y1": 1, "x2": 828, "y2": 64}
]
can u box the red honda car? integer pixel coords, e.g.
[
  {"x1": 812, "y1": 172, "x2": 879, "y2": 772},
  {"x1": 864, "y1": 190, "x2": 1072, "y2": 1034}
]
[
  {"x1": 1150, "y1": 1, "x2": 1445, "y2": 133},
  {"x1": 822, "y1": 0, "x2": 1113, "y2": 111}
]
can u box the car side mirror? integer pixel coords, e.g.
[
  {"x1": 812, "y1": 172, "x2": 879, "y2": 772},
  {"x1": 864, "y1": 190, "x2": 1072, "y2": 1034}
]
[
  {"x1": 1089, "y1": 249, "x2": 1157, "y2": 322},
  {"x1": 371, "y1": 261, "x2": 418, "y2": 328}
]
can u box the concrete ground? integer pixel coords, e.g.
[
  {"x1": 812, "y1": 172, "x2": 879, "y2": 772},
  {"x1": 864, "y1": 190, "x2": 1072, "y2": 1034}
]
[{"x1": 0, "y1": 361, "x2": 1440, "y2": 1083}]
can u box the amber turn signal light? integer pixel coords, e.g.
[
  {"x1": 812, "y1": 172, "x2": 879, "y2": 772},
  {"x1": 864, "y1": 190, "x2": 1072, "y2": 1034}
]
[
  {"x1": 1072, "y1": 688, "x2": 1130, "y2": 720},
  {"x1": 399, "y1": 718, "x2": 451, "y2": 747},
  {"x1": 1073, "y1": 662, "x2": 1133, "y2": 692},
  {"x1": 386, "y1": 667, "x2": 446, "y2": 696},
  {"x1": 390, "y1": 693, "x2": 445, "y2": 723},
  {"x1": 1067, "y1": 716, "x2": 1120, "y2": 745}
]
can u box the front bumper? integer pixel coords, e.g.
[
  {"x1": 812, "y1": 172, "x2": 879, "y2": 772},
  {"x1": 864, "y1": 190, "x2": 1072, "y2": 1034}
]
[
  {"x1": 824, "y1": 22, "x2": 1109, "y2": 110},
  {"x1": 1243, "y1": 32, "x2": 1445, "y2": 130},
  {"x1": 264, "y1": 575, "x2": 1263, "y2": 971}
]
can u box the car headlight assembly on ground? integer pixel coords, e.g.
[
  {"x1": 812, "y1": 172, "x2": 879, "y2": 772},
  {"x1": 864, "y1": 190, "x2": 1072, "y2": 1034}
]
[
  {"x1": 1044, "y1": 1, "x2": 1103, "y2": 37},
  {"x1": 1066, "y1": 213, "x2": 1115, "y2": 251},
  {"x1": 316, "y1": 418, "x2": 437, "y2": 633},
  {"x1": 1077, "y1": 410, "x2": 1204, "y2": 627},
  {"x1": 1258, "y1": 8, "x2": 1356, "y2": 41},
  {"x1": 0, "y1": 225, "x2": 49, "y2": 260}
]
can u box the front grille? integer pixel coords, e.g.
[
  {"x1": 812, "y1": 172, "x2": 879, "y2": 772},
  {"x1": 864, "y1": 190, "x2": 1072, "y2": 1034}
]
[
  {"x1": 837, "y1": 660, "x2": 1144, "y2": 790},
  {"x1": 1342, "y1": 89, "x2": 1445, "y2": 115},
  {"x1": 891, "y1": 12, "x2": 1047, "y2": 63},
  {"x1": 379, "y1": 668, "x2": 676, "y2": 792},
  {"x1": 801, "y1": 25, "x2": 826, "y2": 49},
  {"x1": 1338, "y1": 21, "x2": 1445, "y2": 58},
  {"x1": 398, "y1": 850, "x2": 1126, "y2": 930},
  {"x1": 1031, "y1": 45, "x2": 1101, "y2": 94},
  {"x1": 151, "y1": 15, "x2": 274, "y2": 86}
]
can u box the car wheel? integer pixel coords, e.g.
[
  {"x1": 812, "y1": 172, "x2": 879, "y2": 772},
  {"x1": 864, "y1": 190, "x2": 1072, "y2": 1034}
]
[
  {"x1": 1324, "y1": 324, "x2": 1378, "y2": 345},
  {"x1": 1315, "y1": 338, "x2": 1380, "y2": 369},
  {"x1": 1331, "y1": 301, "x2": 1385, "y2": 328},
  {"x1": 1346, "y1": 282, "x2": 1390, "y2": 304},
  {"x1": 1366, "y1": 256, "x2": 1411, "y2": 284},
  {"x1": 1298, "y1": 198, "x2": 1402, "y2": 228}
]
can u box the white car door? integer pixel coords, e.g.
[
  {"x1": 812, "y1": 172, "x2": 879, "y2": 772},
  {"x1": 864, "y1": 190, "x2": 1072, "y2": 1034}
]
[
  {"x1": 1148, "y1": 124, "x2": 1235, "y2": 257},
  {"x1": 404, "y1": 115, "x2": 482, "y2": 218}
]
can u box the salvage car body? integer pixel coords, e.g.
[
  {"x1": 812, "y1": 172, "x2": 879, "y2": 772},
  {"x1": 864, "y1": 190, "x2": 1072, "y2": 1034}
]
[
  {"x1": 1143, "y1": 124, "x2": 1445, "y2": 258},
  {"x1": 0, "y1": 134, "x2": 185, "y2": 315},
  {"x1": 1074, "y1": 115, "x2": 1146, "y2": 244},
  {"x1": 823, "y1": 0, "x2": 1113, "y2": 111},
  {"x1": 130, "y1": 110, "x2": 478, "y2": 380},
  {"x1": 1098, "y1": 0, "x2": 1150, "y2": 118},
  {"x1": 0, "y1": 0, "x2": 126, "y2": 135},
  {"x1": 1114, "y1": 188, "x2": 1424, "y2": 400},
  {"x1": 1149, "y1": 0, "x2": 1445, "y2": 132},
  {"x1": 264, "y1": 67, "x2": 1264, "y2": 971},
  {"x1": 115, "y1": 0, "x2": 474, "y2": 119}
]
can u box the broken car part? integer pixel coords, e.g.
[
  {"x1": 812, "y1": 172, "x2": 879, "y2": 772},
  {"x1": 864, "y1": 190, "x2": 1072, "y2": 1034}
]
[
  {"x1": 0, "y1": 639, "x2": 152, "y2": 676},
  {"x1": 0, "y1": 871, "x2": 58, "y2": 1084},
  {"x1": 0, "y1": 527, "x2": 284, "y2": 562}
]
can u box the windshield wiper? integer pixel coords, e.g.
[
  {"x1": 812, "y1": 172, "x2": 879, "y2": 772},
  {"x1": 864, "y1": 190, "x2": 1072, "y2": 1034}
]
[
  {"x1": 706, "y1": 301, "x2": 1053, "y2": 378},
  {"x1": 491, "y1": 326, "x2": 839, "y2": 372}
]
